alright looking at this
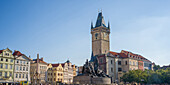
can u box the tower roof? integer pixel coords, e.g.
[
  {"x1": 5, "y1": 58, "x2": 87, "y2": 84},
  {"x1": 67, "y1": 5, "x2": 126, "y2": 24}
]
[{"x1": 95, "y1": 12, "x2": 106, "y2": 28}]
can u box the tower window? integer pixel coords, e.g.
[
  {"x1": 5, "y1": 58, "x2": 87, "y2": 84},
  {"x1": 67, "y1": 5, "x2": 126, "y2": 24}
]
[
  {"x1": 111, "y1": 67, "x2": 113, "y2": 72},
  {"x1": 118, "y1": 61, "x2": 121, "y2": 65}
]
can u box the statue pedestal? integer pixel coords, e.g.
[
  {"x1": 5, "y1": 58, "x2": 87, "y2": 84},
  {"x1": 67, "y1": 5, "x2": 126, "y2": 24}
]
[
  {"x1": 92, "y1": 77, "x2": 111, "y2": 84},
  {"x1": 73, "y1": 75, "x2": 111, "y2": 84},
  {"x1": 73, "y1": 75, "x2": 91, "y2": 84}
]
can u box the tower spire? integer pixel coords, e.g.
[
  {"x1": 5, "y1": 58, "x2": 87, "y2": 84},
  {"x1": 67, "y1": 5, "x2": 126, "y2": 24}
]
[
  {"x1": 108, "y1": 21, "x2": 110, "y2": 29},
  {"x1": 95, "y1": 12, "x2": 106, "y2": 28},
  {"x1": 91, "y1": 21, "x2": 93, "y2": 29}
]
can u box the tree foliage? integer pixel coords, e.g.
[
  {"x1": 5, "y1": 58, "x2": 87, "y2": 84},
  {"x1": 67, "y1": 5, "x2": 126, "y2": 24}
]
[{"x1": 121, "y1": 68, "x2": 170, "y2": 84}]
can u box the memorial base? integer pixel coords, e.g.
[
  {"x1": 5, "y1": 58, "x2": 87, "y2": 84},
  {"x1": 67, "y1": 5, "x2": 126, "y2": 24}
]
[{"x1": 73, "y1": 75, "x2": 111, "y2": 85}]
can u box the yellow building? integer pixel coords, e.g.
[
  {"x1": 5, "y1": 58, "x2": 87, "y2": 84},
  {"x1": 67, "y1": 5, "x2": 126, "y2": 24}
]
[
  {"x1": 72, "y1": 64, "x2": 77, "y2": 77},
  {"x1": 0, "y1": 48, "x2": 14, "y2": 85},
  {"x1": 47, "y1": 64, "x2": 63, "y2": 84}
]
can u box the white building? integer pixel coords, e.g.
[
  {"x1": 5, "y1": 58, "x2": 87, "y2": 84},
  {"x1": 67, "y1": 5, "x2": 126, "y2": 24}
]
[
  {"x1": 13, "y1": 50, "x2": 31, "y2": 84},
  {"x1": 61, "y1": 60, "x2": 73, "y2": 84}
]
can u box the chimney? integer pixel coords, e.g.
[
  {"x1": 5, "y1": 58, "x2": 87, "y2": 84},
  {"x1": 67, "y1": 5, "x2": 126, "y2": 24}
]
[
  {"x1": 37, "y1": 53, "x2": 39, "y2": 63},
  {"x1": 29, "y1": 55, "x2": 31, "y2": 58},
  {"x1": 41, "y1": 57, "x2": 43, "y2": 61}
]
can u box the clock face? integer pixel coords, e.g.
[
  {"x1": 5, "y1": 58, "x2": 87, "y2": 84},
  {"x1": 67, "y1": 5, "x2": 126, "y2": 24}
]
[{"x1": 95, "y1": 33, "x2": 98, "y2": 39}]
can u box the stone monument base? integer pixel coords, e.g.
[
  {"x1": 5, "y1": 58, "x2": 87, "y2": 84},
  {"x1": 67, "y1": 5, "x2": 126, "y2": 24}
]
[{"x1": 73, "y1": 75, "x2": 111, "y2": 85}]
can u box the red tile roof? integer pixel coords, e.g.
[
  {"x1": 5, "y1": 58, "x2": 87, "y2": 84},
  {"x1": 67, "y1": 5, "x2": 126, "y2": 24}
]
[
  {"x1": 109, "y1": 51, "x2": 119, "y2": 57},
  {"x1": 0, "y1": 50, "x2": 3, "y2": 54},
  {"x1": 61, "y1": 63, "x2": 65, "y2": 67},
  {"x1": 52, "y1": 64, "x2": 60, "y2": 67},
  {"x1": 33, "y1": 59, "x2": 48, "y2": 64},
  {"x1": 121, "y1": 50, "x2": 146, "y2": 59},
  {"x1": 118, "y1": 53, "x2": 128, "y2": 58},
  {"x1": 13, "y1": 51, "x2": 22, "y2": 56}
]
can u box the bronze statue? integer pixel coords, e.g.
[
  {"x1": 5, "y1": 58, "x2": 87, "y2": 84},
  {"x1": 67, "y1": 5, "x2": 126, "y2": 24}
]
[{"x1": 81, "y1": 55, "x2": 109, "y2": 78}]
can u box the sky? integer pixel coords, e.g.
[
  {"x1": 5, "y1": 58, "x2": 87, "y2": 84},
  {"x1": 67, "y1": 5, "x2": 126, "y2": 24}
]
[{"x1": 0, "y1": 0, "x2": 170, "y2": 66}]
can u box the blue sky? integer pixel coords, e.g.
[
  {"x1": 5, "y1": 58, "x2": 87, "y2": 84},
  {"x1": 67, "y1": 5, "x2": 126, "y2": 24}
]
[{"x1": 0, "y1": 0, "x2": 170, "y2": 66}]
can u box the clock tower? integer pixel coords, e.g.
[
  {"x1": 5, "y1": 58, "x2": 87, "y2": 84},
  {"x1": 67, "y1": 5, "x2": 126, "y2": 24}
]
[{"x1": 91, "y1": 12, "x2": 110, "y2": 56}]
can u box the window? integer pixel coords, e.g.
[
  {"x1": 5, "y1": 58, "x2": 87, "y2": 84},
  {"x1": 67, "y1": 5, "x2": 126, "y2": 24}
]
[
  {"x1": 111, "y1": 60, "x2": 113, "y2": 64},
  {"x1": 118, "y1": 68, "x2": 122, "y2": 72},
  {"x1": 26, "y1": 67, "x2": 28, "y2": 71},
  {"x1": 17, "y1": 60, "x2": 19, "y2": 63},
  {"x1": 133, "y1": 62, "x2": 135, "y2": 65},
  {"x1": 0, "y1": 72, "x2": 2, "y2": 76},
  {"x1": 23, "y1": 61, "x2": 25, "y2": 64},
  {"x1": 10, "y1": 65, "x2": 12, "y2": 69},
  {"x1": 23, "y1": 67, "x2": 25, "y2": 71},
  {"x1": 16, "y1": 66, "x2": 18, "y2": 70},
  {"x1": 5, "y1": 64, "x2": 8, "y2": 69},
  {"x1": 129, "y1": 61, "x2": 131, "y2": 65},
  {"x1": 118, "y1": 61, "x2": 121, "y2": 65},
  {"x1": 111, "y1": 67, "x2": 113, "y2": 72},
  {"x1": 125, "y1": 61, "x2": 127, "y2": 65},
  {"x1": 54, "y1": 78, "x2": 55, "y2": 81},
  {"x1": 136, "y1": 62, "x2": 138, "y2": 66},
  {"x1": 16, "y1": 74, "x2": 18, "y2": 78},
  {"x1": 10, "y1": 59, "x2": 13, "y2": 62},
  {"x1": 23, "y1": 74, "x2": 24, "y2": 78},
  {"x1": 5, "y1": 72, "x2": 7, "y2": 77},
  {"x1": 20, "y1": 66, "x2": 22, "y2": 70},
  {"x1": 20, "y1": 60, "x2": 22, "y2": 64},
  {"x1": 9, "y1": 72, "x2": 12, "y2": 76},
  {"x1": 26, "y1": 74, "x2": 28, "y2": 78},
  {"x1": 19, "y1": 74, "x2": 21, "y2": 78},
  {"x1": 54, "y1": 73, "x2": 56, "y2": 76},
  {"x1": 27, "y1": 62, "x2": 28, "y2": 64},
  {"x1": 1, "y1": 58, "x2": 3, "y2": 61},
  {"x1": 5, "y1": 53, "x2": 9, "y2": 56},
  {"x1": 0, "y1": 64, "x2": 3, "y2": 68},
  {"x1": 6, "y1": 59, "x2": 8, "y2": 62}
]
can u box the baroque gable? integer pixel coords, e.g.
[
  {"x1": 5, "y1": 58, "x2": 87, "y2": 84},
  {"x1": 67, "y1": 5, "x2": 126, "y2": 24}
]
[{"x1": 16, "y1": 55, "x2": 31, "y2": 61}]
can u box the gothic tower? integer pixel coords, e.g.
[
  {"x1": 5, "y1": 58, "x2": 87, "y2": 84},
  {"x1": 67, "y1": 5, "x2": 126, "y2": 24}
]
[{"x1": 91, "y1": 12, "x2": 110, "y2": 56}]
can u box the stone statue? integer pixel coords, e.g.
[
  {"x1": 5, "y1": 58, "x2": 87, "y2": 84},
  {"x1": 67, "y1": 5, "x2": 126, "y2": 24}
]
[{"x1": 81, "y1": 55, "x2": 109, "y2": 78}]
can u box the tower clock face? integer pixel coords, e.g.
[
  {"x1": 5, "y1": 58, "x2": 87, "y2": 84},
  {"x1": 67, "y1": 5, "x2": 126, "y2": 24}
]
[{"x1": 95, "y1": 33, "x2": 98, "y2": 39}]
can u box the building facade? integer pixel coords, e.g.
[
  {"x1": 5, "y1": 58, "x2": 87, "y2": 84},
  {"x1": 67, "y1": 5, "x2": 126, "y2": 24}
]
[
  {"x1": 13, "y1": 50, "x2": 31, "y2": 84},
  {"x1": 0, "y1": 48, "x2": 14, "y2": 85},
  {"x1": 47, "y1": 64, "x2": 63, "y2": 84}
]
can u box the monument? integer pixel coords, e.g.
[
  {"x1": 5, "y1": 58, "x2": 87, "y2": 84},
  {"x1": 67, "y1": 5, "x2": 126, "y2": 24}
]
[{"x1": 73, "y1": 52, "x2": 111, "y2": 84}]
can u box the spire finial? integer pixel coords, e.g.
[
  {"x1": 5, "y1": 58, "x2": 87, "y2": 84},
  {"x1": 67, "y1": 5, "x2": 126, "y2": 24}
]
[
  {"x1": 98, "y1": 9, "x2": 102, "y2": 13},
  {"x1": 108, "y1": 21, "x2": 110, "y2": 29},
  {"x1": 91, "y1": 21, "x2": 93, "y2": 29}
]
